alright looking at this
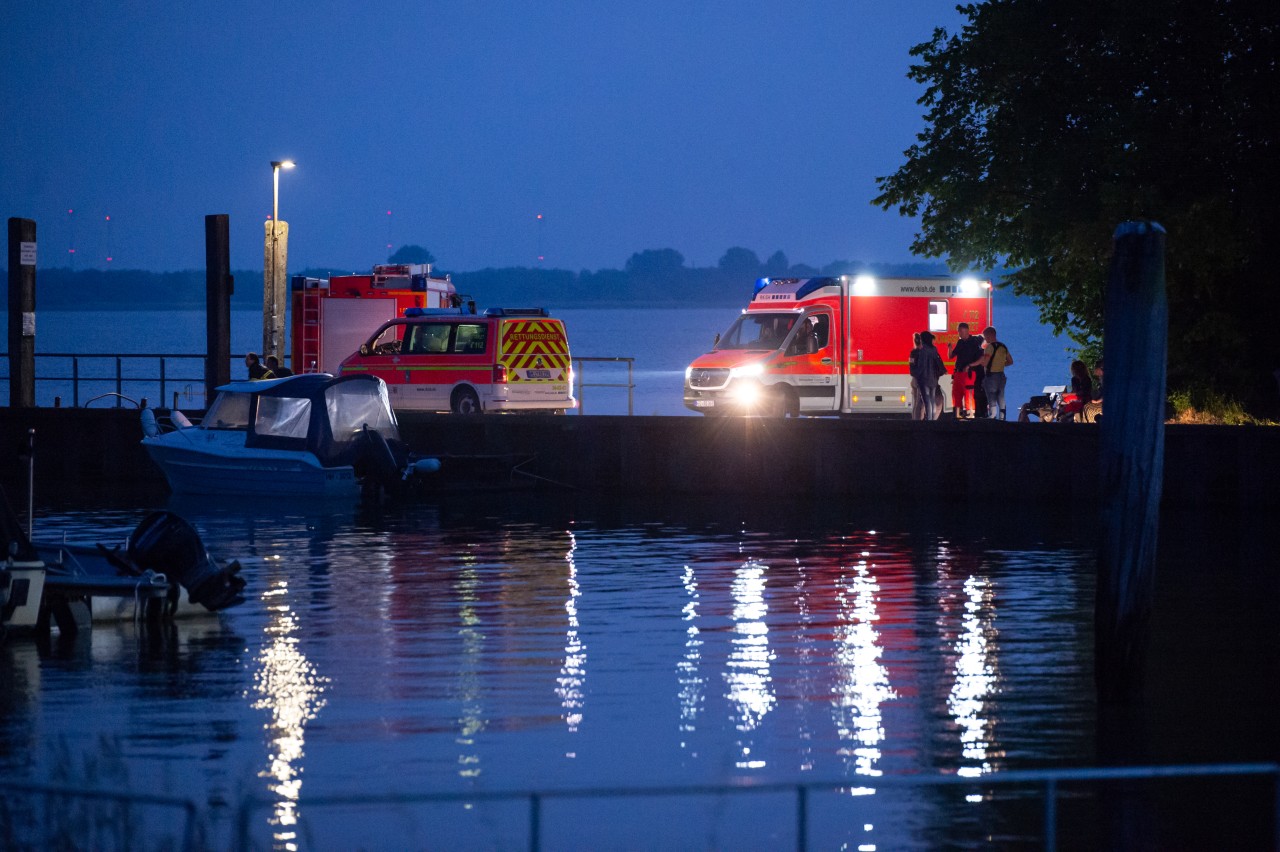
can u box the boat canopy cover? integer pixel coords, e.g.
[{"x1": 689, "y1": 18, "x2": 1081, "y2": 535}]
[{"x1": 208, "y1": 374, "x2": 400, "y2": 465}]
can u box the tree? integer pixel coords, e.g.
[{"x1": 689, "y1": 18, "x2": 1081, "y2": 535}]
[
  {"x1": 764, "y1": 250, "x2": 789, "y2": 277},
  {"x1": 624, "y1": 248, "x2": 686, "y2": 279},
  {"x1": 873, "y1": 0, "x2": 1280, "y2": 411},
  {"x1": 388, "y1": 245, "x2": 436, "y2": 265},
  {"x1": 717, "y1": 247, "x2": 762, "y2": 279}
]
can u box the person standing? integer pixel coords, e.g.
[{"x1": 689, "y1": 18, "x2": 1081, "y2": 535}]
[
  {"x1": 910, "y1": 331, "x2": 946, "y2": 421},
  {"x1": 244, "y1": 352, "x2": 273, "y2": 380},
  {"x1": 909, "y1": 332, "x2": 924, "y2": 420},
  {"x1": 265, "y1": 355, "x2": 293, "y2": 378},
  {"x1": 977, "y1": 326, "x2": 1013, "y2": 419},
  {"x1": 947, "y1": 322, "x2": 983, "y2": 419}
]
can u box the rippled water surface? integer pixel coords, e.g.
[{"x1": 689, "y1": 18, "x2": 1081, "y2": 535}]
[{"x1": 2, "y1": 491, "x2": 1275, "y2": 849}]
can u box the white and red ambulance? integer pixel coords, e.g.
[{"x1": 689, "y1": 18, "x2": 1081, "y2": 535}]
[
  {"x1": 683, "y1": 275, "x2": 993, "y2": 416},
  {"x1": 338, "y1": 307, "x2": 576, "y2": 415}
]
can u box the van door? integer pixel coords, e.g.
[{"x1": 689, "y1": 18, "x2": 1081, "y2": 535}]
[
  {"x1": 498, "y1": 318, "x2": 573, "y2": 408},
  {"x1": 783, "y1": 311, "x2": 838, "y2": 412},
  {"x1": 400, "y1": 321, "x2": 457, "y2": 411}
]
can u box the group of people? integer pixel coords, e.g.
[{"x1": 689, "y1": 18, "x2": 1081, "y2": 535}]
[
  {"x1": 910, "y1": 323, "x2": 1013, "y2": 420},
  {"x1": 244, "y1": 352, "x2": 294, "y2": 381}
]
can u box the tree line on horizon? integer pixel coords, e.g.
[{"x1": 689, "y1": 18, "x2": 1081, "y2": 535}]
[{"x1": 16, "y1": 246, "x2": 954, "y2": 310}]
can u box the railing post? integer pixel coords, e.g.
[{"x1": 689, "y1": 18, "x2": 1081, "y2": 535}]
[
  {"x1": 529, "y1": 793, "x2": 541, "y2": 852},
  {"x1": 1044, "y1": 778, "x2": 1057, "y2": 852},
  {"x1": 628, "y1": 359, "x2": 634, "y2": 416},
  {"x1": 576, "y1": 360, "x2": 585, "y2": 415},
  {"x1": 72, "y1": 357, "x2": 79, "y2": 407},
  {"x1": 115, "y1": 356, "x2": 123, "y2": 407},
  {"x1": 796, "y1": 785, "x2": 808, "y2": 852},
  {"x1": 159, "y1": 357, "x2": 167, "y2": 406}
]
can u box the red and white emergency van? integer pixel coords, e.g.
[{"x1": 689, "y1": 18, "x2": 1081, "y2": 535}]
[
  {"x1": 338, "y1": 307, "x2": 576, "y2": 415},
  {"x1": 684, "y1": 275, "x2": 992, "y2": 416}
]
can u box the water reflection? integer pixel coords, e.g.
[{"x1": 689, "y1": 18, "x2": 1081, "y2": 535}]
[
  {"x1": 677, "y1": 564, "x2": 703, "y2": 748},
  {"x1": 556, "y1": 531, "x2": 586, "y2": 734},
  {"x1": 832, "y1": 557, "x2": 895, "y2": 781},
  {"x1": 251, "y1": 580, "x2": 329, "y2": 851},
  {"x1": 948, "y1": 574, "x2": 998, "y2": 778},
  {"x1": 452, "y1": 556, "x2": 485, "y2": 780},
  {"x1": 726, "y1": 560, "x2": 776, "y2": 751}
]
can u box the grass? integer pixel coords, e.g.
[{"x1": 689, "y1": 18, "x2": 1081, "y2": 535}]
[{"x1": 1166, "y1": 389, "x2": 1278, "y2": 426}]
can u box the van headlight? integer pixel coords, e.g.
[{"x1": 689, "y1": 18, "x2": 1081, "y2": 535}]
[
  {"x1": 730, "y1": 362, "x2": 765, "y2": 379},
  {"x1": 685, "y1": 366, "x2": 693, "y2": 380}
]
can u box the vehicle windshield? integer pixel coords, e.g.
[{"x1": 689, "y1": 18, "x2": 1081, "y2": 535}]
[
  {"x1": 202, "y1": 392, "x2": 251, "y2": 430},
  {"x1": 714, "y1": 313, "x2": 798, "y2": 351}
]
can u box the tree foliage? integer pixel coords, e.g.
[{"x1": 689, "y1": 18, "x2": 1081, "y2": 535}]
[
  {"x1": 874, "y1": 0, "x2": 1280, "y2": 410},
  {"x1": 388, "y1": 245, "x2": 436, "y2": 264}
]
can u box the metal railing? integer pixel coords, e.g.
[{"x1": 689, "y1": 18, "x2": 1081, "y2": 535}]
[
  {"x1": 231, "y1": 762, "x2": 1280, "y2": 851},
  {"x1": 3, "y1": 763, "x2": 1276, "y2": 850},
  {"x1": 0, "y1": 352, "x2": 211, "y2": 409},
  {"x1": 0, "y1": 779, "x2": 199, "y2": 850},
  {"x1": 3, "y1": 352, "x2": 637, "y2": 415},
  {"x1": 572, "y1": 356, "x2": 635, "y2": 415}
]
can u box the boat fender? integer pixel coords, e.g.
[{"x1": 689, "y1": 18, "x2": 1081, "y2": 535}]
[
  {"x1": 412, "y1": 457, "x2": 442, "y2": 475},
  {"x1": 140, "y1": 408, "x2": 160, "y2": 438},
  {"x1": 171, "y1": 410, "x2": 193, "y2": 428}
]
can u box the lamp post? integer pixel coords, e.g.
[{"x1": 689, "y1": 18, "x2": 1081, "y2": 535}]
[{"x1": 265, "y1": 159, "x2": 295, "y2": 361}]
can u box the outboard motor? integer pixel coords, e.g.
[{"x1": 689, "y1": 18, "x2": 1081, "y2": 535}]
[{"x1": 126, "y1": 512, "x2": 245, "y2": 611}]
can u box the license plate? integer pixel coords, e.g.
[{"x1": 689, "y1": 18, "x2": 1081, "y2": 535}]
[
  {"x1": 527, "y1": 369, "x2": 551, "y2": 379},
  {"x1": 694, "y1": 400, "x2": 714, "y2": 408}
]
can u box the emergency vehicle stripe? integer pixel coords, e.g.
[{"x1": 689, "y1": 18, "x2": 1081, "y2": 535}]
[{"x1": 498, "y1": 319, "x2": 570, "y2": 381}]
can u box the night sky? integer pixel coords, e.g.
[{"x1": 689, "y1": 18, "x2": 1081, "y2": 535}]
[{"x1": 2, "y1": 1, "x2": 963, "y2": 274}]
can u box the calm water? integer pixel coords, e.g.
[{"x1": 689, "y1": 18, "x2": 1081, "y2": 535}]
[
  {"x1": 3, "y1": 295, "x2": 1072, "y2": 416},
  {"x1": 3, "y1": 489, "x2": 1275, "y2": 849}
]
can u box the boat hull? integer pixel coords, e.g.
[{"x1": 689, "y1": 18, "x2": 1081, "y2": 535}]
[{"x1": 143, "y1": 434, "x2": 359, "y2": 498}]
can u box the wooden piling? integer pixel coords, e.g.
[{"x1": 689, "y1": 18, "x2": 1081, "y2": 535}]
[
  {"x1": 6, "y1": 218, "x2": 37, "y2": 408},
  {"x1": 204, "y1": 214, "x2": 233, "y2": 405},
  {"x1": 1095, "y1": 221, "x2": 1168, "y2": 704}
]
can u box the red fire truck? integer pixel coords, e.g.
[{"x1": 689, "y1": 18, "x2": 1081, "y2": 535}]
[
  {"x1": 683, "y1": 275, "x2": 993, "y2": 417},
  {"x1": 289, "y1": 264, "x2": 464, "y2": 375}
]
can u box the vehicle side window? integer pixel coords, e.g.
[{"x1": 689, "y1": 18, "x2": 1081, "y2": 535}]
[
  {"x1": 408, "y1": 323, "x2": 451, "y2": 354},
  {"x1": 786, "y1": 315, "x2": 830, "y2": 355},
  {"x1": 370, "y1": 324, "x2": 403, "y2": 355},
  {"x1": 453, "y1": 324, "x2": 488, "y2": 353}
]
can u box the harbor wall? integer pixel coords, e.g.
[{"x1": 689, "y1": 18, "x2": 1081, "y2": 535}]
[{"x1": 1, "y1": 407, "x2": 1276, "y2": 508}]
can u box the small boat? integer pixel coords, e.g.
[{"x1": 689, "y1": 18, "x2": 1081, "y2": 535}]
[
  {"x1": 2, "y1": 490, "x2": 245, "y2": 640},
  {"x1": 141, "y1": 373, "x2": 439, "y2": 498}
]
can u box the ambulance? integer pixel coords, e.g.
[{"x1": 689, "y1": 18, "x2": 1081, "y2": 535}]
[
  {"x1": 338, "y1": 307, "x2": 576, "y2": 415},
  {"x1": 683, "y1": 275, "x2": 992, "y2": 417}
]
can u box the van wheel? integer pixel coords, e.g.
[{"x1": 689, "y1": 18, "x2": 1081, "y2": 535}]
[
  {"x1": 451, "y1": 388, "x2": 482, "y2": 415},
  {"x1": 769, "y1": 387, "x2": 800, "y2": 418}
]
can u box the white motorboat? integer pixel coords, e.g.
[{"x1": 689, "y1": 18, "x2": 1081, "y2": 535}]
[
  {"x1": 141, "y1": 373, "x2": 438, "y2": 498},
  {"x1": 3, "y1": 491, "x2": 245, "y2": 640}
]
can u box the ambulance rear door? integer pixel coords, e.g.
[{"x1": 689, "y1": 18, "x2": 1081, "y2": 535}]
[{"x1": 498, "y1": 318, "x2": 574, "y2": 407}]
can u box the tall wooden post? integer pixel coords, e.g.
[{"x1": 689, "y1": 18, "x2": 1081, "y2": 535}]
[
  {"x1": 7, "y1": 218, "x2": 37, "y2": 408},
  {"x1": 1095, "y1": 221, "x2": 1168, "y2": 704},
  {"x1": 205, "y1": 215, "x2": 233, "y2": 405}
]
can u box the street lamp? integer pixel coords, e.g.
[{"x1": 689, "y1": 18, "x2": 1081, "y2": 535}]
[{"x1": 265, "y1": 160, "x2": 295, "y2": 361}]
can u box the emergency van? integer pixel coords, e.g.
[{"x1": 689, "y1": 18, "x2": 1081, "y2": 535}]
[
  {"x1": 683, "y1": 275, "x2": 993, "y2": 417},
  {"x1": 338, "y1": 307, "x2": 576, "y2": 415}
]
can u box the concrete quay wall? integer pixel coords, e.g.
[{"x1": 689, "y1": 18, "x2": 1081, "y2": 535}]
[{"x1": 2, "y1": 407, "x2": 1275, "y2": 509}]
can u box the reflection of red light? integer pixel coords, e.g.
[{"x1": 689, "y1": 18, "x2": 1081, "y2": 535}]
[{"x1": 107, "y1": 256, "x2": 113, "y2": 262}]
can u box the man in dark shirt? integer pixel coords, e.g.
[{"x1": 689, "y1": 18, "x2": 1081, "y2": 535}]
[
  {"x1": 265, "y1": 355, "x2": 293, "y2": 378},
  {"x1": 947, "y1": 323, "x2": 984, "y2": 419},
  {"x1": 244, "y1": 352, "x2": 272, "y2": 380}
]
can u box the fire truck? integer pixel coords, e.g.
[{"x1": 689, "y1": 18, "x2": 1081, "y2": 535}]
[
  {"x1": 683, "y1": 275, "x2": 993, "y2": 417},
  {"x1": 289, "y1": 264, "x2": 464, "y2": 375}
]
